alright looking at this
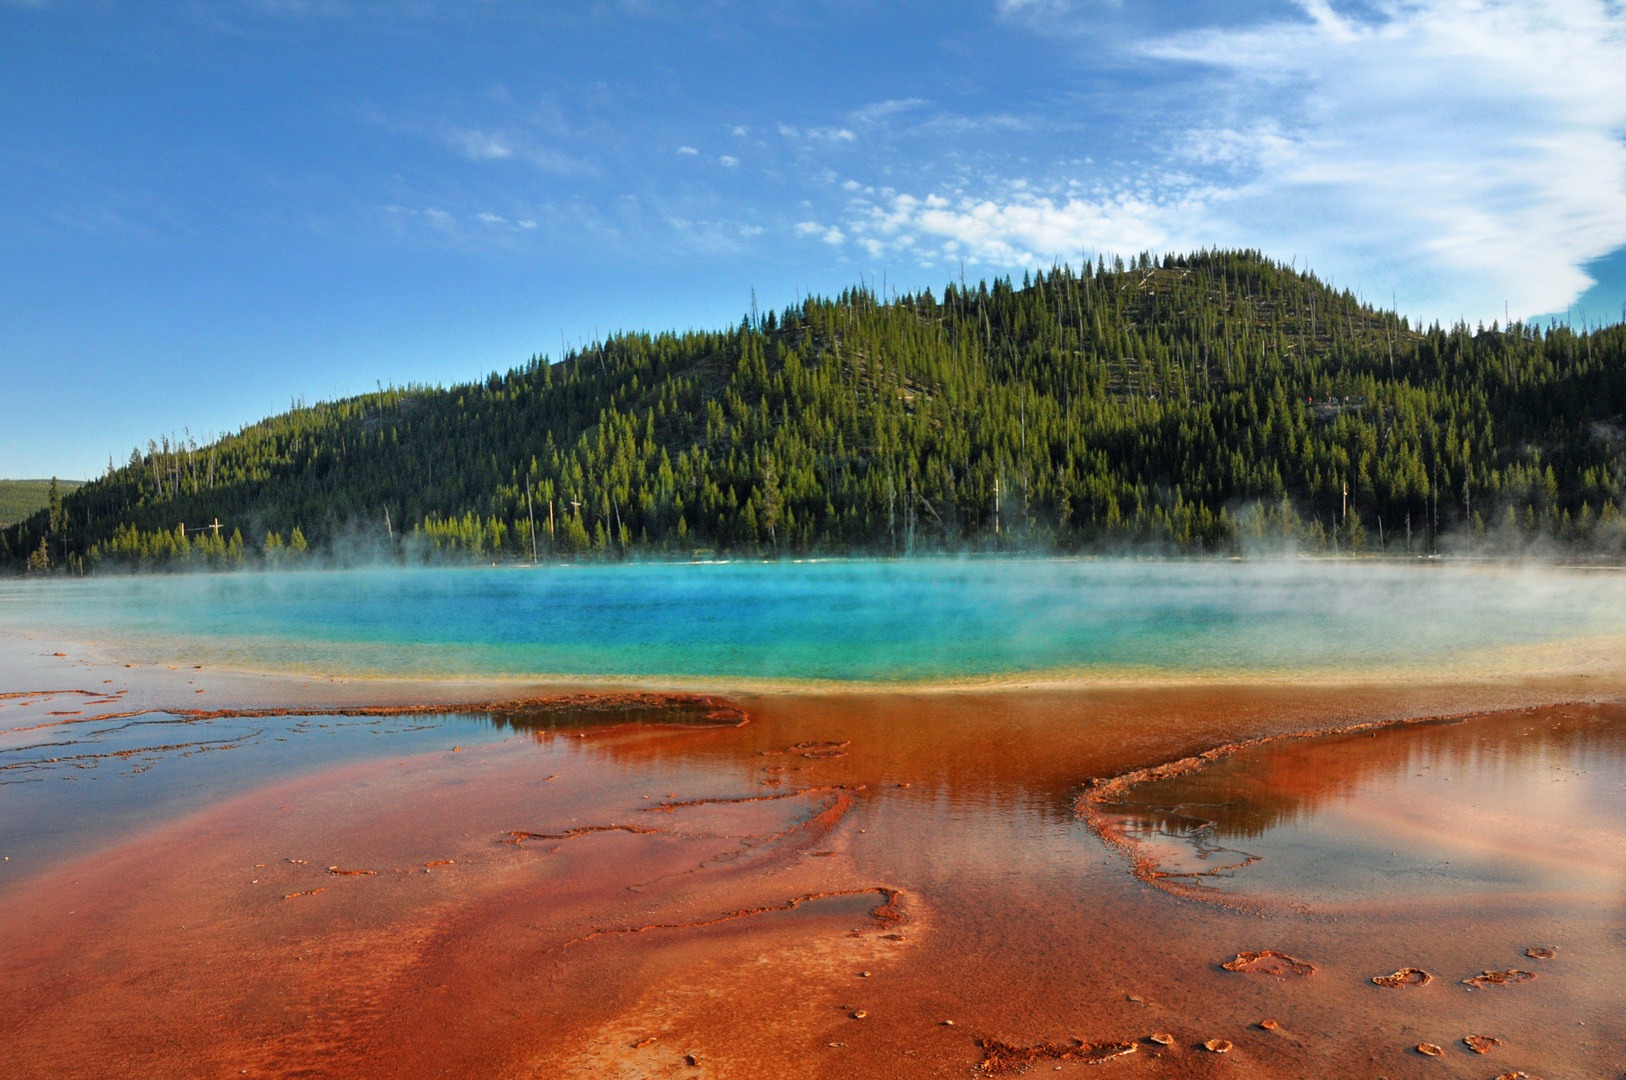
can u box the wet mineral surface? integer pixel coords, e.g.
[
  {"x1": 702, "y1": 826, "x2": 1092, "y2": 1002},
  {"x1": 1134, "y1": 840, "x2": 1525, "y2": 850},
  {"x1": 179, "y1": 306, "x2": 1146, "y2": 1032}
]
[{"x1": 2, "y1": 682, "x2": 1623, "y2": 1078}]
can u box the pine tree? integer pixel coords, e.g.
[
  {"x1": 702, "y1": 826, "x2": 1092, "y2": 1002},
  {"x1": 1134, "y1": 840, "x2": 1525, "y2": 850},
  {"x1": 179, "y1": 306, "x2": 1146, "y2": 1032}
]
[
  {"x1": 47, "y1": 478, "x2": 63, "y2": 534},
  {"x1": 759, "y1": 457, "x2": 781, "y2": 548}
]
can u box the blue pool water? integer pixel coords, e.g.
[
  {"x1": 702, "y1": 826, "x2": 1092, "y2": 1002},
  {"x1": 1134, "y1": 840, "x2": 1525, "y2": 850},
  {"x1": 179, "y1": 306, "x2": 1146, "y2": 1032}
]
[{"x1": 2, "y1": 558, "x2": 1622, "y2": 683}]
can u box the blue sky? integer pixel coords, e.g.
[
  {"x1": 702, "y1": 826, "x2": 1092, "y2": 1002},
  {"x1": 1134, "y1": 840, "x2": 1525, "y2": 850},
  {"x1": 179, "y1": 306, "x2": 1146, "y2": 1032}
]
[{"x1": 4, "y1": 0, "x2": 1625, "y2": 480}]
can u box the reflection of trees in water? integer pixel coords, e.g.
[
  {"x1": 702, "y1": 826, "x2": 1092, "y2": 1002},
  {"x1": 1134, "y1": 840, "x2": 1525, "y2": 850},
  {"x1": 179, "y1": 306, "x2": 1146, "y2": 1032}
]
[
  {"x1": 487, "y1": 697, "x2": 1096, "y2": 835},
  {"x1": 477, "y1": 694, "x2": 746, "y2": 741},
  {"x1": 486, "y1": 702, "x2": 735, "y2": 738},
  {"x1": 1115, "y1": 704, "x2": 1626, "y2": 843},
  {"x1": 1109, "y1": 800, "x2": 1265, "y2": 888},
  {"x1": 472, "y1": 697, "x2": 1626, "y2": 855}
]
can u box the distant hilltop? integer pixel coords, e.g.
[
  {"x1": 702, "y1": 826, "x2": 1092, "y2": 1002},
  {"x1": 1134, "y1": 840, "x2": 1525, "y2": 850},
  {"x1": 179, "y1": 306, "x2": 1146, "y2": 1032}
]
[
  {"x1": 0, "y1": 479, "x2": 82, "y2": 530},
  {"x1": 6, "y1": 249, "x2": 1626, "y2": 572}
]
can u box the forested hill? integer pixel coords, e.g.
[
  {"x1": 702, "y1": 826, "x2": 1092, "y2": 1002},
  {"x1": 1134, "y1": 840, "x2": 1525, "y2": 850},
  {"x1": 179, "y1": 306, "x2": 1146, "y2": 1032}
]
[
  {"x1": 0, "y1": 479, "x2": 82, "y2": 529},
  {"x1": 8, "y1": 249, "x2": 1626, "y2": 572}
]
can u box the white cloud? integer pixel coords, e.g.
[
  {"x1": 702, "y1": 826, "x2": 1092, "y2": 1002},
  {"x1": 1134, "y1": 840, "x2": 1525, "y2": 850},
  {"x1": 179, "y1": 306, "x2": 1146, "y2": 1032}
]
[
  {"x1": 776, "y1": 122, "x2": 856, "y2": 142},
  {"x1": 378, "y1": 203, "x2": 547, "y2": 246},
  {"x1": 677, "y1": 145, "x2": 699, "y2": 155},
  {"x1": 841, "y1": 0, "x2": 1626, "y2": 322},
  {"x1": 850, "y1": 98, "x2": 931, "y2": 125},
  {"x1": 449, "y1": 128, "x2": 513, "y2": 160},
  {"x1": 1140, "y1": 0, "x2": 1626, "y2": 320},
  {"x1": 796, "y1": 221, "x2": 846, "y2": 245},
  {"x1": 664, "y1": 215, "x2": 765, "y2": 255},
  {"x1": 914, "y1": 112, "x2": 1032, "y2": 135},
  {"x1": 719, "y1": 155, "x2": 739, "y2": 167},
  {"x1": 354, "y1": 105, "x2": 580, "y2": 176},
  {"x1": 997, "y1": 0, "x2": 1076, "y2": 14},
  {"x1": 834, "y1": 179, "x2": 1216, "y2": 266}
]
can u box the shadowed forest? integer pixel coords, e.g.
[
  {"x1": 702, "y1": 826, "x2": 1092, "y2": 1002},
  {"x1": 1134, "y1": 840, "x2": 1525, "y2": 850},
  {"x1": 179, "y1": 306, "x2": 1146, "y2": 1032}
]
[{"x1": 8, "y1": 249, "x2": 1626, "y2": 571}]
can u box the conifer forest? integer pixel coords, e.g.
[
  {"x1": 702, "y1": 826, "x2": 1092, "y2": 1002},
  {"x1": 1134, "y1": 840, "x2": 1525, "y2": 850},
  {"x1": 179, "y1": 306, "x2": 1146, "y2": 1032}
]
[{"x1": 8, "y1": 249, "x2": 1626, "y2": 572}]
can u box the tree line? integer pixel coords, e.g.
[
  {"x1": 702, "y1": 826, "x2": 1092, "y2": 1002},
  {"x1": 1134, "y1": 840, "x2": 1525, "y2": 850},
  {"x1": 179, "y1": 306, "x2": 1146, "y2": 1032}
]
[{"x1": 7, "y1": 248, "x2": 1626, "y2": 572}]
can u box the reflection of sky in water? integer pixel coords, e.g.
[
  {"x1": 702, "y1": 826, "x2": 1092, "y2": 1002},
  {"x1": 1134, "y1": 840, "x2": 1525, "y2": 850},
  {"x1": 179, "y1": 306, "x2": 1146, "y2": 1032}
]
[
  {"x1": 5, "y1": 559, "x2": 1626, "y2": 682},
  {"x1": 0, "y1": 702, "x2": 748, "y2": 883},
  {"x1": 0, "y1": 711, "x2": 517, "y2": 881},
  {"x1": 1111, "y1": 708, "x2": 1626, "y2": 905}
]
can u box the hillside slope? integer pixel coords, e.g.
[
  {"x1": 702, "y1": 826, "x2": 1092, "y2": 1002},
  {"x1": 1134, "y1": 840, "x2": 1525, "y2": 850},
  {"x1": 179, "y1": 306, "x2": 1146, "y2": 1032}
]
[
  {"x1": 7, "y1": 249, "x2": 1626, "y2": 570},
  {"x1": 0, "y1": 479, "x2": 82, "y2": 529}
]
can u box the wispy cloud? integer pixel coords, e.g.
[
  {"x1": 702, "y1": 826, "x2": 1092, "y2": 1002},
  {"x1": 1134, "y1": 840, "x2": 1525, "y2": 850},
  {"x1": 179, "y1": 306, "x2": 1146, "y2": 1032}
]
[
  {"x1": 1149, "y1": 0, "x2": 1626, "y2": 319},
  {"x1": 355, "y1": 105, "x2": 583, "y2": 175},
  {"x1": 850, "y1": 98, "x2": 931, "y2": 125},
  {"x1": 805, "y1": 174, "x2": 1219, "y2": 266},
  {"x1": 665, "y1": 214, "x2": 768, "y2": 255},
  {"x1": 448, "y1": 128, "x2": 513, "y2": 160},
  {"x1": 776, "y1": 124, "x2": 855, "y2": 142},
  {"x1": 882, "y1": 0, "x2": 1626, "y2": 320},
  {"x1": 818, "y1": 1, "x2": 1626, "y2": 321},
  {"x1": 382, "y1": 204, "x2": 547, "y2": 245},
  {"x1": 796, "y1": 221, "x2": 845, "y2": 245},
  {"x1": 996, "y1": 0, "x2": 1079, "y2": 15}
]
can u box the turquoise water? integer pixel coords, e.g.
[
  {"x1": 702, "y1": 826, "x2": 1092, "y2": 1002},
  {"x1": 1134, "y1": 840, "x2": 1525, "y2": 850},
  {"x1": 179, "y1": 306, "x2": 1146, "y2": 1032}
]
[{"x1": 3, "y1": 559, "x2": 1624, "y2": 683}]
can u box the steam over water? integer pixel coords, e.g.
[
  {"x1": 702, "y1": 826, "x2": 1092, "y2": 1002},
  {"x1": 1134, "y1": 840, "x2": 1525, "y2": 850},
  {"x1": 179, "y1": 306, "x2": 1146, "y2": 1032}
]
[{"x1": 3, "y1": 558, "x2": 1625, "y2": 682}]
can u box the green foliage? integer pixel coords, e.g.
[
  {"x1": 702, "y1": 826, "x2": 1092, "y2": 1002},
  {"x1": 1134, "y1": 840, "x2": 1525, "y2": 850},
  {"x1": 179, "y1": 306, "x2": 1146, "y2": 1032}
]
[
  {"x1": 8, "y1": 249, "x2": 1626, "y2": 571},
  {"x1": 95, "y1": 522, "x2": 246, "y2": 569},
  {"x1": 0, "y1": 478, "x2": 82, "y2": 528},
  {"x1": 47, "y1": 478, "x2": 64, "y2": 534}
]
